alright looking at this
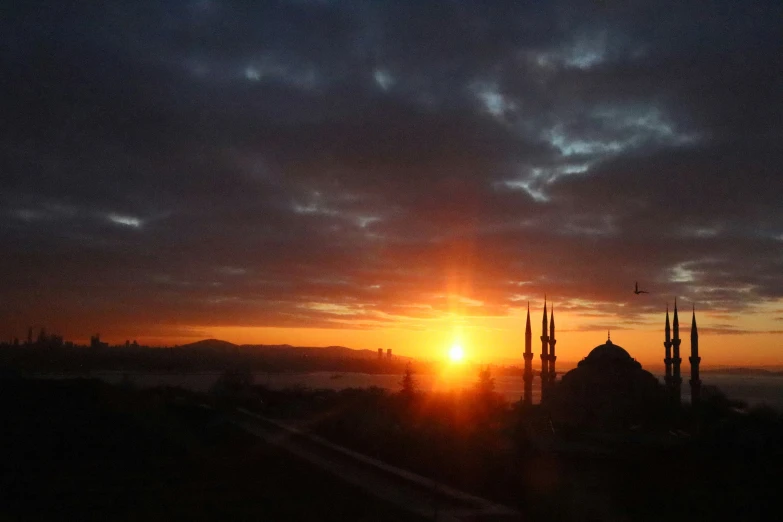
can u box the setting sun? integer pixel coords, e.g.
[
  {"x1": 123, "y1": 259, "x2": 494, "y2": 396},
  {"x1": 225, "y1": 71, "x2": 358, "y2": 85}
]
[{"x1": 448, "y1": 344, "x2": 465, "y2": 362}]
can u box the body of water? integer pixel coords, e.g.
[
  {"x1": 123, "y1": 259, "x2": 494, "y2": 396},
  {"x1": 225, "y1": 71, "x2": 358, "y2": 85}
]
[{"x1": 40, "y1": 370, "x2": 783, "y2": 411}]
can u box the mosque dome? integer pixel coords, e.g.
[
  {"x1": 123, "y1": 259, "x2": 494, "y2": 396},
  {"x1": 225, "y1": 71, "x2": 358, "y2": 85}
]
[
  {"x1": 578, "y1": 339, "x2": 641, "y2": 369},
  {"x1": 552, "y1": 337, "x2": 667, "y2": 429}
]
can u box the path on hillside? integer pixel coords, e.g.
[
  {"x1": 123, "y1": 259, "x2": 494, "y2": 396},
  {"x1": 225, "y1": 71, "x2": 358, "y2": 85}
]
[{"x1": 229, "y1": 408, "x2": 522, "y2": 522}]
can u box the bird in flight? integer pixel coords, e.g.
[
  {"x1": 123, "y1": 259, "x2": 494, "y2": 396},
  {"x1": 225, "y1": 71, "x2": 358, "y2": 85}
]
[{"x1": 634, "y1": 281, "x2": 649, "y2": 295}]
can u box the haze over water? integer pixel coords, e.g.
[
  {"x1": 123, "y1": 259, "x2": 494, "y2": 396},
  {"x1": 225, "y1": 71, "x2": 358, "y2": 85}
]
[{"x1": 63, "y1": 371, "x2": 783, "y2": 411}]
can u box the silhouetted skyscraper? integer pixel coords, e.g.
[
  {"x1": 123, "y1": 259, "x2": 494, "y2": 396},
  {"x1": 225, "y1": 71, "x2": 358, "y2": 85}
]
[
  {"x1": 90, "y1": 334, "x2": 107, "y2": 349},
  {"x1": 671, "y1": 299, "x2": 682, "y2": 404},
  {"x1": 523, "y1": 303, "x2": 533, "y2": 406},
  {"x1": 690, "y1": 306, "x2": 701, "y2": 406},
  {"x1": 540, "y1": 297, "x2": 550, "y2": 402}
]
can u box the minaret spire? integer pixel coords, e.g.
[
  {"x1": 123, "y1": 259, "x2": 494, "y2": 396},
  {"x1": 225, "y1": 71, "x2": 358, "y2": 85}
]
[
  {"x1": 663, "y1": 303, "x2": 673, "y2": 394},
  {"x1": 540, "y1": 296, "x2": 550, "y2": 402},
  {"x1": 522, "y1": 301, "x2": 533, "y2": 406},
  {"x1": 549, "y1": 304, "x2": 555, "y2": 339},
  {"x1": 671, "y1": 298, "x2": 682, "y2": 404},
  {"x1": 689, "y1": 305, "x2": 701, "y2": 406},
  {"x1": 548, "y1": 303, "x2": 557, "y2": 391}
]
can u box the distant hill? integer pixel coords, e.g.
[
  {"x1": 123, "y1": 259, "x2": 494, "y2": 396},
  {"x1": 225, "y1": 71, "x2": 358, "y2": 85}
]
[
  {"x1": 0, "y1": 338, "x2": 415, "y2": 375},
  {"x1": 178, "y1": 339, "x2": 407, "y2": 361},
  {"x1": 178, "y1": 339, "x2": 239, "y2": 351},
  {"x1": 702, "y1": 367, "x2": 783, "y2": 377}
]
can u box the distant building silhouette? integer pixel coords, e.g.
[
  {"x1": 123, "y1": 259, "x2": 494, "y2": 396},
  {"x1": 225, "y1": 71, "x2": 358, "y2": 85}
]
[
  {"x1": 378, "y1": 348, "x2": 383, "y2": 360},
  {"x1": 21, "y1": 326, "x2": 64, "y2": 349},
  {"x1": 90, "y1": 334, "x2": 108, "y2": 349},
  {"x1": 386, "y1": 348, "x2": 392, "y2": 359}
]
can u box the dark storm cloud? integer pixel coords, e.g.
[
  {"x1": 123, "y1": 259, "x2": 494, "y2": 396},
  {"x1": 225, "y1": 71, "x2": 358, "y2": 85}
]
[{"x1": 1, "y1": 0, "x2": 781, "y2": 338}]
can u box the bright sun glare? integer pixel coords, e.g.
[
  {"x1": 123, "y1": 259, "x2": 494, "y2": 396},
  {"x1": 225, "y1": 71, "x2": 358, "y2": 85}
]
[{"x1": 449, "y1": 344, "x2": 465, "y2": 362}]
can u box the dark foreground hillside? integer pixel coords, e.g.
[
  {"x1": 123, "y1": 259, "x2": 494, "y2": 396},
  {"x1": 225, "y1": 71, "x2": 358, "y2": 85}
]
[{"x1": 0, "y1": 376, "x2": 421, "y2": 522}]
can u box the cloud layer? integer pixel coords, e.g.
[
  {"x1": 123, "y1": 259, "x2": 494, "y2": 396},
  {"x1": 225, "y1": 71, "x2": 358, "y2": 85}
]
[{"x1": 2, "y1": 0, "x2": 781, "y2": 338}]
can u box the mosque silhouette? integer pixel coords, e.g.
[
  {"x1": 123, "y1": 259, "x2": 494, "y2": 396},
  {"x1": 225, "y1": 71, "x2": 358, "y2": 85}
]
[{"x1": 522, "y1": 299, "x2": 701, "y2": 427}]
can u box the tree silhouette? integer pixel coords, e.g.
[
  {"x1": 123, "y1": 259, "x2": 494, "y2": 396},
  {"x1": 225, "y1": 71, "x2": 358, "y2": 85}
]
[
  {"x1": 475, "y1": 366, "x2": 495, "y2": 396},
  {"x1": 400, "y1": 362, "x2": 417, "y2": 397}
]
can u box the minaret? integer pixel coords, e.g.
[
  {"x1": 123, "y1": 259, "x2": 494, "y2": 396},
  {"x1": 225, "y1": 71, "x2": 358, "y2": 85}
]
[
  {"x1": 548, "y1": 304, "x2": 557, "y2": 389},
  {"x1": 671, "y1": 298, "x2": 682, "y2": 404},
  {"x1": 523, "y1": 302, "x2": 533, "y2": 406},
  {"x1": 540, "y1": 297, "x2": 549, "y2": 402},
  {"x1": 689, "y1": 305, "x2": 701, "y2": 406},
  {"x1": 663, "y1": 304, "x2": 673, "y2": 393}
]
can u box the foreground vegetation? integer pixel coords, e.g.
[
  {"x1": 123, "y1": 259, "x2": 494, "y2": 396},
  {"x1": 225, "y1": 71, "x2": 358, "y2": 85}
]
[
  {"x1": 227, "y1": 366, "x2": 783, "y2": 522},
  {"x1": 3, "y1": 365, "x2": 782, "y2": 521},
  {"x1": 0, "y1": 375, "x2": 422, "y2": 522}
]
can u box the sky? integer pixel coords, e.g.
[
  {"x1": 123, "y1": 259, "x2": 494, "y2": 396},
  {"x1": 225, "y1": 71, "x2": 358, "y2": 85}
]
[{"x1": 2, "y1": 1, "x2": 782, "y2": 367}]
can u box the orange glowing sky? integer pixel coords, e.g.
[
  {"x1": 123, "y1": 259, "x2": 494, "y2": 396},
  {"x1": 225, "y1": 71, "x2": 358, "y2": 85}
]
[
  {"x1": 135, "y1": 299, "x2": 783, "y2": 369},
  {"x1": 3, "y1": 2, "x2": 782, "y2": 369}
]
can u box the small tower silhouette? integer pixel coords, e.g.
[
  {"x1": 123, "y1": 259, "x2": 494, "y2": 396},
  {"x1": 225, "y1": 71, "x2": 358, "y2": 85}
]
[
  {"x1": 548, "y1": 304, "x2": 557, "y2": 389},
  {"x1": 540, "y1": 297, "x2": 550, "y2": 402},
  {"x1": 689, "y1": 305, "x2": 701, "y2": 406},
  {"x1": 522, "y1": 302, "x2": 533, "y2": 406},
  {"x1": 671, "y1": 299, "x2": 683, "y2": 404},
  {"x1": 663, "y1": 304, "x2": 673, "y2": 392}
]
